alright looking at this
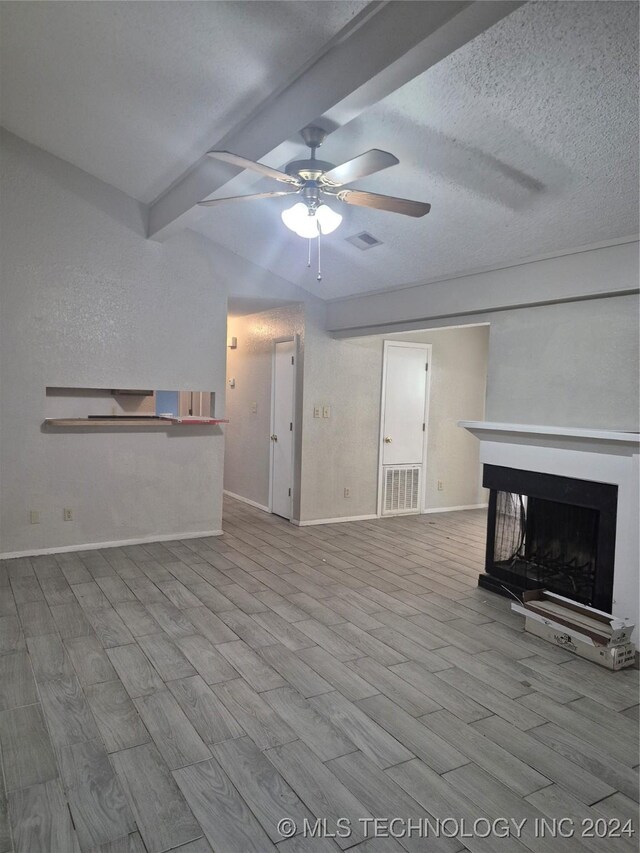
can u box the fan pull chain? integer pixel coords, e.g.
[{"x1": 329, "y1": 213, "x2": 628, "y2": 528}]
[
  {"x1": 317, "y1": 231, "x2": 322, "y2": 281},
  {"x1": 307, "y1": 238, "x2": 311, "y2": 268}
]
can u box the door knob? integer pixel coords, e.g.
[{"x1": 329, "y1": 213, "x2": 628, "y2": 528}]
[
  {"x1": 271, "y1": 434, "x2": 278, "y2": 442},
  {"x1": 384, "y1": 436, "x2": 393, "y2": 443}
]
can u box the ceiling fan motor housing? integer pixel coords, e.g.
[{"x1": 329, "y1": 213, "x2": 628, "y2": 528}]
[
  {"x1": 301, "y1": 184, "x2": 322, "y2": 209},
  {"x1": 285, "y1": 159, "x2": 335, "y2": 182}
]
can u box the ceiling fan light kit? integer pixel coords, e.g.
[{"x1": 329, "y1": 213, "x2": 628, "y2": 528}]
[
  {"x1": 199, "y1": 125, "x2": 431, "y2": 280},
  {"x1": 281, "y1": 201, "x2": 342, "y2": 238}
]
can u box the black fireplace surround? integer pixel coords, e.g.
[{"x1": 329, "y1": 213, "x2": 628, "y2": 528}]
[{"x1": 481, "y1": 465, "x2": 618, "y2": 611}]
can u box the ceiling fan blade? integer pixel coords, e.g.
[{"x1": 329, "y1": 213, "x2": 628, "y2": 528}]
[
  {"x1": 321, "y1": 149, "x2": 399, "y2": 187},
  {"x1": 207, "y1": 150, "x2": 300, "y2": 185},
  {"x1": 335, "y1": 188, "x2": 431, "y2": 217},
  {"x1": 198, "y1": 190, "x2": 299, "y2": 207}
]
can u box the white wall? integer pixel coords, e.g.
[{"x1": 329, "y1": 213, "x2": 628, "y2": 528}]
[
  {"x1": 224, "y1": 305, "x2": 304, "y2": 510},
  {"x1": 0, "y1": 129, "x2": 312, "y2": 554},
  {"x1": 485, "y1": 295, "x2": 639, "y2": 430},
  {"x1": 298, "y1": 314, "x2": 489, "y2": 522},
  {"x1": 325, "y1": 242, "x2": 639, "y2": 434},
  {"x1": 387, "y1": 326, "x2": 489, "y2": 510},
  {"x1": 300, "y1": 313, "x2": 383, "y2": 521}
]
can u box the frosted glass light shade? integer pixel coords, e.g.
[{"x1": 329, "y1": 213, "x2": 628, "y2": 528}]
[
  {"x1": 281, "y1": 201, "x2": 318, "y2": 236},
  {"x1": 281, "y1": 202, "x2": 342, "y2": 238},
  {"x1": 316, "y1": 204, "x2": 342, "y2": 235},
  {"x1": 295, "y1": 214, "x2": 321, "y2": 239}
]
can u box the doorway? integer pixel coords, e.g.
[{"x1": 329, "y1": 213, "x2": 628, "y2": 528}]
[
  {"x1": 378, "y1": 341, "x2": 431, "y2": 516},
  {"x1": 270, "y1": 338, "x2": 296, "y2": 519}
]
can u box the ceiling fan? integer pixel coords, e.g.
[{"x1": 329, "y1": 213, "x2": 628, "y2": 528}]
[
  {"x1": 200, "y1": 125, "x2": 430, "y2": 224},
  {"x1": 198, "y1": 126, "x2": 430, "y2": 279}
]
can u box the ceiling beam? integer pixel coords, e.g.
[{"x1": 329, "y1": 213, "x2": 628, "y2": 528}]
[
  {"x1": 148, "y1": 1, "x2": 522, "y2": 241},
  {"x1": 325, "y1": 240, "x2": 640, "y2": 335}
]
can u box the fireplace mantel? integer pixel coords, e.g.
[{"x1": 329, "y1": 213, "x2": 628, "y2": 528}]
[
  {"x1": 459, "y1": 421, "x2": 640, "y2": 447},
  {"x1": 459, "y1": 419, "x2": 640, "y2": 641}
]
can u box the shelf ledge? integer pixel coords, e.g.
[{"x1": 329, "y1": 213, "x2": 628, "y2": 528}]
[
  {"x1": 458, "y1": 421, "x2": 639, "y2": 445},
  {"x1": 44, "y1": 418, "x2": 229, "y2": 428}
]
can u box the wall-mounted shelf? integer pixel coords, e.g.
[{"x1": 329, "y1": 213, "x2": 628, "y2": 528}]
[{"x1": 44, "y1": 417, "x2": 229, "y2": 428}]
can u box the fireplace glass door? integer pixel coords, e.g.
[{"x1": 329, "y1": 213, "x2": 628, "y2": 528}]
[{"x1": 482, "y1": 466, "x2": 617, "y2": 611}]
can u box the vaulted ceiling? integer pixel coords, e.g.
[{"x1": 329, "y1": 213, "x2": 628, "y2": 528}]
[
  {"x1": 0, "y1": 0, "x2": 369, "y2": 202},
  {"x1": 1, "y1": 1, "x2": 638, "y2": 301}
]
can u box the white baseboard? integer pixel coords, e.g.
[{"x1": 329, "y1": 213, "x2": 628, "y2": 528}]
[
  {"x1": 223, "y1": 490, "x2": 270, "y2": 513},
  {"x1": 0, "y1": 529, "x2": 224, "y2": 560},
  {"x1": 422, "y1": 503, "x2": 488, "y2": 514},
  {"x1": 293, "y1": 504, "x2": 488, "y2": 526},
  {"x1": 293, "y1": 513, "x2": 378, "y2": 527}
]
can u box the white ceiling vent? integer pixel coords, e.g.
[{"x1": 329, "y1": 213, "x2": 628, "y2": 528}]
[{"x1": 346, "y1": 231, "x2": 383, "y2": 250}]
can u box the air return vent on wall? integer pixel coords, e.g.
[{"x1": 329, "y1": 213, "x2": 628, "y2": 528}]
[
  {"x1": 346, "y1": 231, "x2": 383, "y2": 250},
  {"x1": 382, "y1": 466, "x2": 421, "y2": 515}
]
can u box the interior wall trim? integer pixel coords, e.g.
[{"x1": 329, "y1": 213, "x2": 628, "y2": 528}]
[
  {"x1": 223, "y1": 490, "x2": 270, "y2": 514},
  {"x1": 0, "y1": 529, "x2": 224, "y2": 560},
  {"x1": 293, "y1": 514, "x2": 379, "y2": 527},
  {"x1": 422, "y1": 503, "x2": 489, "y2": 514}
]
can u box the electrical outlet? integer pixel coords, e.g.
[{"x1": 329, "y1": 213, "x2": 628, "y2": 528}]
[
  {"x1": 251, "y1": 402, "x2": 257, "y2": 413},
  {"x1": 437, "y1": 481, "x2": 444, "y2": 491},
  {"x1": 313, "y1": 406, "x2": 321, "y2": 418},
  {"x1": 344, "y1": 487, "x2": 351, "y2": 498},
  {"x1": 322, "y1": 405, "x2": 331, "y2": 418},
  {"x1": 63, "y1": 508, "x2": 73, "y2": 521},
  {"x1": 30, "y1": 510, "x2": 40, "y2": 524}
]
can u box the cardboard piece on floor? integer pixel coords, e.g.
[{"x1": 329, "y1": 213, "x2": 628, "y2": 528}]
[{"x1": 511, "y1": 590, "x2": 636, "y2": 671}]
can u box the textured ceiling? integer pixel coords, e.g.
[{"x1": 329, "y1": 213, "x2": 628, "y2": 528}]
[
  {"x1": 1, "y1": 1, "x2": 638, "y2": 300},
  {"x1": 191, "y1": 0, "x2": 639, "y2": 299},
  {"x1": 0, "y1": 0, "x2": 368, "y2": 203}
]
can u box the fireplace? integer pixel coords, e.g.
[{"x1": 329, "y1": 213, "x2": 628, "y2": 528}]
[
  {"x1": 481, "y1": 464, "x2": 618, "y2": 610},
  {"x1": 459, "y1": 421, "x2": 639, "y2": 641}
]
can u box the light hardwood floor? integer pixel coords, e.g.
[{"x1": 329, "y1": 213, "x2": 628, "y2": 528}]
[{"x1": 1, "y1": 497, "x2": 638, "y2": 853}]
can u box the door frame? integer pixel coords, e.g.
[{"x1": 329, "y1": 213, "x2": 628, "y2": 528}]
[
  {"x1": 377, "y1": 340, "x2": 432, "y2": 517},
  {"x1": 269, "y1": 335, "x2": 298, "y2": 517}
]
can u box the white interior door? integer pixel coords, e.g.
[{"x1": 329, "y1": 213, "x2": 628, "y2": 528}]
[
  {"x1": 270, "y1": 339, "x2": 295, "y2": 519},
  {"x1": 379, "y1": 342, "x2": 430, "y2": 515}
]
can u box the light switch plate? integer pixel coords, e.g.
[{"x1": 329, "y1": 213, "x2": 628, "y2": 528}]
[{"x1": 322, "y1": 406, "x2": 331, "y2": 418}]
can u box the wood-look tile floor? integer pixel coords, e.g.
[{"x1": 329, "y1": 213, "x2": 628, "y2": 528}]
[{"x1": 1, "y1": 497, "x2": 638, "y2": 853}]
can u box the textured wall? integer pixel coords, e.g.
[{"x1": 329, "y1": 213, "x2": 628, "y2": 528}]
[
  {"x1": 301, "y1": 309, "x2": 383, "y2": 521},
  {"x1": 224, "y1": 305, "x2": 304, "y2": 509},
  {"x1": 387, "y1": 326, "x2": 489, "y2": 510},
  {"x1": 486, "y1": 294, "x2": 640, "y2": 430},
  {"x1": 0, "y1": 130, "x2": 227, "y2": 552},
  {"x1": 324, "y1": 241, "x2": 639, "y2": 436},
  {"x1": 300, "y1": 314, "x2": 489, "y2": 521},
  {"x1": 0, "y1": 130, "x2": 312, "y2": 553}
]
